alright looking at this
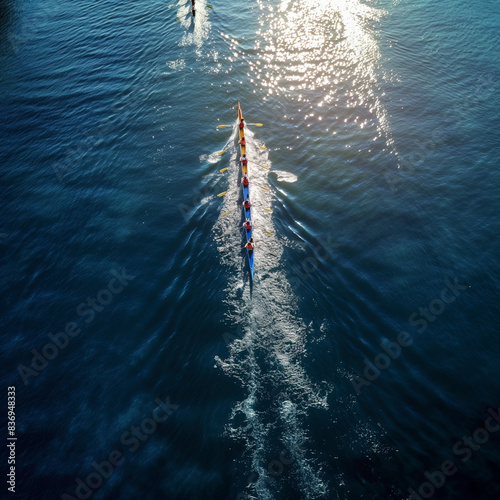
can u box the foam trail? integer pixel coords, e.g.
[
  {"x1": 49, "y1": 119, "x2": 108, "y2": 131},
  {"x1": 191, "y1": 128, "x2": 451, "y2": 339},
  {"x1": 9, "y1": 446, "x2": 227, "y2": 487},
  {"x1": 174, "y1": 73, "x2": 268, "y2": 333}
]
[{"x1": 214, "y1": 128, "x2": 332, "y2": 498}]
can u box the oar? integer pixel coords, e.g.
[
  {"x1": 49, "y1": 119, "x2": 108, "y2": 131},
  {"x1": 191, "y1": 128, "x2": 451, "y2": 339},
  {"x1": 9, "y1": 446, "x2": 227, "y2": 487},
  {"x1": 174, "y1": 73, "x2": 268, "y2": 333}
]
[
  {"x1": 265, "y1": 230, "x2": 274, "y2": 235},
  {"x1": 216, "y1": 222, "x2": 246, "y2": 239},
  {"x1": 221, "y1": 208, "x2": 235, "y2": 217},
  {"x1": 218, "y1": 185, "x2": 268, "y2": 197},
  {"x1": 263, "y1": 207, "x2": 273, "y2": 213},
  {"x1": 247, "y1": 123, "x2": 263, "y2": 127},
  {"x1": 220, "y1": 167, "x2": 228, "y2": 173},
  {"x1": 174, "y1": 2, "x2": 194, "y2": 21},
  {"x1": 217, "y1": 124, "x2": 234, "y2": 129},
  {"x1": 217, "y1": 187, "x2": 239, "y2": 197},
  {"x1": 207, "y1": 4, "x2": 213, "y2": 9},
  {"x1": 259, "y1": 164, "x2": 270, "y2": 170},
  {"x1": 218, "y1": 149, "x2": 226, "y2": 155},
  {"x1": 217, "y1": 222, "x2": 247, "y2": 239}
]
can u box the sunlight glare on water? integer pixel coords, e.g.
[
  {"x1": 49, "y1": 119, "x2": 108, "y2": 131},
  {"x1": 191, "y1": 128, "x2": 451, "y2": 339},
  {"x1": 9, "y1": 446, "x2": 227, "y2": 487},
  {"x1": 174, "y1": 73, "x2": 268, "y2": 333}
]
[{"x1": 254, "y1": 0, "x2": 397, "y2": 154}]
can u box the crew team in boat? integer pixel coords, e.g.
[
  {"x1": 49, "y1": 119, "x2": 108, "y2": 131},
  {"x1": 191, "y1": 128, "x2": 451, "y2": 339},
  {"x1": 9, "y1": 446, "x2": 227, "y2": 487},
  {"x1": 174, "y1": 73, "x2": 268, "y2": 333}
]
[{"x1": 237, "y1": 102, "x2": 254, "y2": 279}]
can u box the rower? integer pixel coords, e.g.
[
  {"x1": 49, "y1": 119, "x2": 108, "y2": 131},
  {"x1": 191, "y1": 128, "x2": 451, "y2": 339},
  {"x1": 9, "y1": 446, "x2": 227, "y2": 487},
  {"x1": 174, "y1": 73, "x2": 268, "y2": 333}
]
[
  {"x1": 239, "y1": 136, "x2": 246, "y2": 147},
  {"x1": 242, "y1": 219, "x2": 252, "y2": 231},
  {"x1": 242, "y1": 197, "x2": 251, "y2": 210},
  {"x1": 242, "y1": 175, "x2": 249, "y2": 187},
  {"x1": 239, "y1": 118, "x2": 245, "y2": 130},
  {"x1": 240, "y1": 154, "x2": 248, "y2": 166},
  {"x1": 244, "y1": 237, "x2": 254, "y2": 253}
]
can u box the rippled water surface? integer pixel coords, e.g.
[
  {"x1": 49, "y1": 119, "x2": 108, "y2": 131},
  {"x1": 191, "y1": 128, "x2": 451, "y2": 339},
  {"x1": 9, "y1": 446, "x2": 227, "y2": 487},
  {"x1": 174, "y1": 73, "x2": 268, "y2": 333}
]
[{"x1": 1, "y1": 0, "x2": 500, "y2": 499}]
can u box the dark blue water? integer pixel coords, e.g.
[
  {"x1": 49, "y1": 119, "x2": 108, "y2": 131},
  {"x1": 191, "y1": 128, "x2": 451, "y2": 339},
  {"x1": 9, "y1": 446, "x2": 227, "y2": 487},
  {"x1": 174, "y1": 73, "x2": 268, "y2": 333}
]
[{"x1": 2, "y1": 0, "x2": 500, "y2": 499}]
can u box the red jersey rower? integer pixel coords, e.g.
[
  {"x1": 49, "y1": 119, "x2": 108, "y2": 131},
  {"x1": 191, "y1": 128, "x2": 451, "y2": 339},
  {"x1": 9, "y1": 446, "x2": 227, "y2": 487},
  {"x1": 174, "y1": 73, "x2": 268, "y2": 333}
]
[
  {"x1": 242, "y1": 175, "x2": 249, "y2": 187},
  {"x1": 240, "y1": 154, "x2": 248, "y2": 166},
  {"x1": 242, "y1": 197, "x2": 251, "y2": 210},
  {"x1": 244, "y1": 237, "x2": 254, "y2": 253},
  {"x1": 239, "y1": 137, "x2": 246, "y2": 147},
  {"x1": 239, "y1": 118, "x2": 245, "y2": 130},
  {"x1": 242, "y1": 219, "x2": 252, "y2": 231}
]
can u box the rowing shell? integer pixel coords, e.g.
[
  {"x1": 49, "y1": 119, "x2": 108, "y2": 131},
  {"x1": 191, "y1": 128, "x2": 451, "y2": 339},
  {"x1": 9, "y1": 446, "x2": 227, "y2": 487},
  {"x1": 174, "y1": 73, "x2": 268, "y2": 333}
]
[{"x1": 239, "y1": 101, "x2": 254, "y2": 280}]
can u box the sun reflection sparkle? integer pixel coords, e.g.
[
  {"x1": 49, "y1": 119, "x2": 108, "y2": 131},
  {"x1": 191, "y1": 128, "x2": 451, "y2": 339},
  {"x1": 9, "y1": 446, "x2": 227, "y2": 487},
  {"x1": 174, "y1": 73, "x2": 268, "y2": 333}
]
[{"x1": 254, "y1": 0, "x2": 396, "y2": 153}]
